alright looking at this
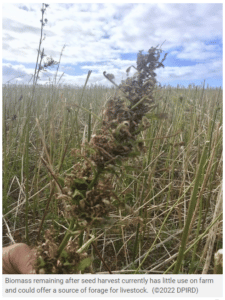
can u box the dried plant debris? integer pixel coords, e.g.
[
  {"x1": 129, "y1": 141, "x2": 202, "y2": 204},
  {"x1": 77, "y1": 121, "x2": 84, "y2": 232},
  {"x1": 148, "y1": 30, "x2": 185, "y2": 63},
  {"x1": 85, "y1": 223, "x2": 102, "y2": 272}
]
[
  {"x1": 35, "y1": 226, "x2": 89, "y2": 274},
  {"x1": 36, "y1": 46, "x2": 167, "y2": 274},
  {"x1": 59, "y1": 46, "x2": 167, "y2": 226},
  {"x1": 58, "y1": 161, "x2": 115, "y2": 225}
]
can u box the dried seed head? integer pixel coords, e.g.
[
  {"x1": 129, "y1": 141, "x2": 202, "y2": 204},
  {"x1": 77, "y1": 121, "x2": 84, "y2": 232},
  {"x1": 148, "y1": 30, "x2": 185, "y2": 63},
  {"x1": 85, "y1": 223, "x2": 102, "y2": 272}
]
[{"x1": 55, "y1": 46, "x2": 167, "y2": 241}]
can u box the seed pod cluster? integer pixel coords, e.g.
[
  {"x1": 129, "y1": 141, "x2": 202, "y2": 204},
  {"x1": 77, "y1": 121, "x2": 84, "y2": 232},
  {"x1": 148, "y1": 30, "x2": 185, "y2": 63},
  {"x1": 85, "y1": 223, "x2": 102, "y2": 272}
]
[
  {"x1": 58, "y1": 46, "x2": 167, "y2": 225},
  {"x1": 35, "y1": 226, "x2": 88, "y2": 274},
  {"x1": 36, "y1": 46, "x2": 167, "y2": 274},
  {"x1": 119, "y1": 47, "x2": 167, "y2": 123},
  {"x1": 55, "y1": 157, "x2": 115, "y2": 226}
]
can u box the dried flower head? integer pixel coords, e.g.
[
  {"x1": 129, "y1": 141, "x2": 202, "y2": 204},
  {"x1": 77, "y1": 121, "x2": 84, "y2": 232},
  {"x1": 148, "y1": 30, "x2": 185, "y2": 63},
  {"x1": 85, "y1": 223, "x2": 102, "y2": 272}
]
[
  {"x1": 58, "y1": 46, "x2": 167, "y2": 225},
  {"x1": 35, "y1": 46, "x2": 167, "y2": 274}
]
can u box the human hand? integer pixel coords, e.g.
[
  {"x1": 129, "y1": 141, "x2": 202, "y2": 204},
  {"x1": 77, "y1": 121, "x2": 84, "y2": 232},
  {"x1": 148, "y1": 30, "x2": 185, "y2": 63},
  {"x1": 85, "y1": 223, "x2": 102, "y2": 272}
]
[{"x1": 3, "y1": 243, "x2": 36, "y2": 274}]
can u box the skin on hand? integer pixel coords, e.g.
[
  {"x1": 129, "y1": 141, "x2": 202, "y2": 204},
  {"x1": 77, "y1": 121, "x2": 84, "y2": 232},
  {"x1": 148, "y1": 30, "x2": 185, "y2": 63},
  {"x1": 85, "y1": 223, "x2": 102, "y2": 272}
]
[{"x1": 3, "y1": 243, "x2": 36, "y2": 274}]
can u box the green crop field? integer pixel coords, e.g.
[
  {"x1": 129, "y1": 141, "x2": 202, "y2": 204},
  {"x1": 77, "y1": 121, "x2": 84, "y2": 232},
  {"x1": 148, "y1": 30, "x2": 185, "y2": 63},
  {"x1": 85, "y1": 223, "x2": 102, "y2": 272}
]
[{"x1": 3, "y1": 74, "x2": 222, "y2": 274}]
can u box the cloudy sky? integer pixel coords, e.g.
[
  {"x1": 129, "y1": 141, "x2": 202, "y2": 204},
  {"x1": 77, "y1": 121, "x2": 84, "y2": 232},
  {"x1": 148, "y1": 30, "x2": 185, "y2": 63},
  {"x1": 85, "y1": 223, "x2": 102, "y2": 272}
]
[{"x1": 2, "y1": 2, "x2": 223, "y2": 88}]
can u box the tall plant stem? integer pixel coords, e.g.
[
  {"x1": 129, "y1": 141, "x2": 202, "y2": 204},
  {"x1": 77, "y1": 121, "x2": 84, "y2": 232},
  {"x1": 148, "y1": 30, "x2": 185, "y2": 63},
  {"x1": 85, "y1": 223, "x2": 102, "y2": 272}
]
[
  {"x1": 33, "y1": 3, "x2": 45, "y2": 88},
  {"x1": 173, "y1": 141, "x2": 209, "y2": 274},
  {"x1": 91, "y1": 242, "x2": 112, "y2": 274},
  {"x1": 88, "y1": 103, "x2": 92, "y2": 142},
  {"x1": 134, "y1": 182, "x2": 193, "y2": 274},
  {"x1": 164, "y1": 212, "x2": 222, "y2": 274},
  {"x1": 57, "y1": 219, "x2": 76, "y2": 258},
  {"x1": 24, "y1": 122, "x2": 30, "y2": 245},
  {"x1": 36, "y1": 183, "x2": 55, "y2": 243}
]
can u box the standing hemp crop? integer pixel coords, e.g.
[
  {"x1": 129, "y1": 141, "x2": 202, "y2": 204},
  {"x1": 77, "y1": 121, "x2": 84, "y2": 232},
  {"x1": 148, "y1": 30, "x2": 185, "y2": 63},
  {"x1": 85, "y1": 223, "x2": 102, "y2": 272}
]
[{"x1": 35, "y1": 46, "x2": 167, "y2": 274}]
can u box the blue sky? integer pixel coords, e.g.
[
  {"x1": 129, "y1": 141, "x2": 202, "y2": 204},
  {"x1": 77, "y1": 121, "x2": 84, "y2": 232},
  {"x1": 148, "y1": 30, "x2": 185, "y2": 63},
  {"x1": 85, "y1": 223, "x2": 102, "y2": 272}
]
[{"x1": 2, "y1": 3, "x2": 223, "y2": 88}]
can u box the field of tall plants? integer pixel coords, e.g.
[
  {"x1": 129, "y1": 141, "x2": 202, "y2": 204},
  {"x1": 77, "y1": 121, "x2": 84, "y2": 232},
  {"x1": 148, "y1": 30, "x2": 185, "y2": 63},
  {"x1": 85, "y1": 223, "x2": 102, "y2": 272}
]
[{"x1": 3, "y1": 66, "x2": 222, "y2": 274}]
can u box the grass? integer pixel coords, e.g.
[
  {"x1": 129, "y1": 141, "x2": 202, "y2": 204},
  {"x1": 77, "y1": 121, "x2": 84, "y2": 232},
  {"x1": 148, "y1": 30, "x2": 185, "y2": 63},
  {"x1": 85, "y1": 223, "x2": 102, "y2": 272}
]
[{"x1": 2, "y1": 81, "x2": 222, "y2": 274}]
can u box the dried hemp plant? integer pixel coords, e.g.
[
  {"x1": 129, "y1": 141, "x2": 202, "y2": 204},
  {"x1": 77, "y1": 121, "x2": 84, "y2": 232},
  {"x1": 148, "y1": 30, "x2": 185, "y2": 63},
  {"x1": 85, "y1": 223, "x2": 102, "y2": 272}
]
[{"x1": 35, "y1": 46, "x2": 167, "y2": 274}]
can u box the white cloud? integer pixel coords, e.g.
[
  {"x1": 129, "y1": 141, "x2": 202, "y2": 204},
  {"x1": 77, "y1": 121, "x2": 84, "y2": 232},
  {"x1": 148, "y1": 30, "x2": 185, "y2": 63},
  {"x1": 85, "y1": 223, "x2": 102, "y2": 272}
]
[
  {"x1": 157, "y1": 59, "x2": 222, "y2": 83},
  {"x1": 2, "y1": 3, "x2": 222, "y2": 86},
  {"x1": 2, "y1": 62, "x2": 34, "y2": 84},
  {"x1": 173, "y1": 41, "x2": 221, "y2": 61}
]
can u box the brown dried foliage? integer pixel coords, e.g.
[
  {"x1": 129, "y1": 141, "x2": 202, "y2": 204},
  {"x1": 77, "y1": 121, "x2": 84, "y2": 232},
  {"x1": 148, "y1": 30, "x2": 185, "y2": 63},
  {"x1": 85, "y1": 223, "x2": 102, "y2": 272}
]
[
  {"x1": 58, "y1": 46, "x2": 167, "y2": 227},
  {"x1": 35, "y1": 226, "x2": 88, "y2": 274},
  {"x1": 35, "y1": 46, "x2": 167, "y2": 273}
]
